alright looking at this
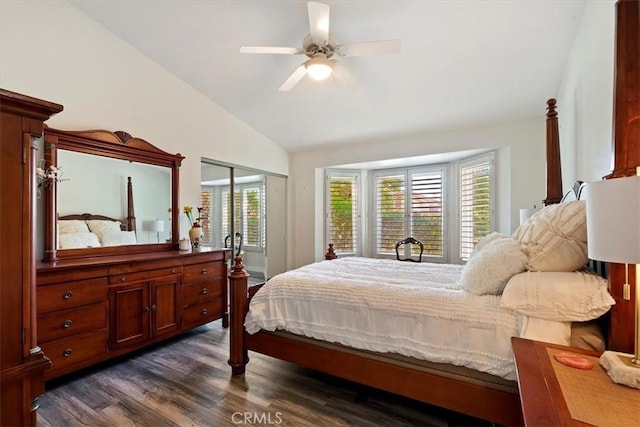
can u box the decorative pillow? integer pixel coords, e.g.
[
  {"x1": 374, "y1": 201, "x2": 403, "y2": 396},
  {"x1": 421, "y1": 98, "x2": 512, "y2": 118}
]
[
  {"x1": 87, "y1": 220, "x2": 122, "y2": 241},
  {"x1": 500, "y1": 270, "x2": 615, "y2": 321},
  {"x1": 512, "y1": 200, "x2": 587, "y2": 272},
  {"x1": 461, "y1": 236, "x2": 527, "y2": 295},
  {"x1": 468, "y1": 232, "x2": 507, "y2": 260},
  {"x1": 100, "y1": 231, "x2": 137, "y2": 247},
  {"x1": 58, "y1": 232, "x2": 101, "y2": 249},
  {"x1": 57, "y1": 220, "x2": 89, "y2": 234}
]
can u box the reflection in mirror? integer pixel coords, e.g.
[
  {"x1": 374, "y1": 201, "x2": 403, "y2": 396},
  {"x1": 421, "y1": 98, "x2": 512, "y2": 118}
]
[
  {"x1": 201, "y1": 161, "x2": 287, "y2": 281},
  {"x1": 57, "y1": 150, "x2": 171, "y2": 247}
]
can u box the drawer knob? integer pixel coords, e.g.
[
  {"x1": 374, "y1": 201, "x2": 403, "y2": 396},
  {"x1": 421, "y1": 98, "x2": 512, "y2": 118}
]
[
  {"x1": 63, "y1": 291, "x2": 73, "y2": 300},
  {"x1": 201, "y1": 308, "x2": 208, "y2": 316},
  {"x1": 202, "y1": 288, "x2": 208, "y2": 295},
  {"x1": 201, "y1": 268, "x2": 208, "y2": 275},
  {"x1": 121, "y1": 277, "x2": 126, "y2": 282},
  {"x1": 63, "y1": 348, "x2": 72, "y2": 357},
  {"x1": 171, "y1": 269, "x2": 176, "y2": 273},
  {"x1": 143, "y1": 306, "x2": 150, "y2": 312},
  {"x1": 151, "y1": 304, "x2": 157, "y2": 311},
  {"x1": 63, "y1": 319, "x2": 73, "y2": 329}
]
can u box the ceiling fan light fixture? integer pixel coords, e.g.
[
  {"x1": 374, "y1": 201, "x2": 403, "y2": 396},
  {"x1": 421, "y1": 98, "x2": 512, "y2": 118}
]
[{"x1": 305, "y1": 56, "x2": 333, "y2": 81}]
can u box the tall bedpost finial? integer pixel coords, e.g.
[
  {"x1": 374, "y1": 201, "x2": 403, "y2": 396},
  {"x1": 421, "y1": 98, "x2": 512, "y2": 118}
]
[
  {"x1": 546, "y1": 98, "x2": 557, "y2": 118},
  {"x1": 544, "y1": 98, "x2": 563, "y2": 206},
  {"x1": 228, "y1": 255, "x2": 250, "y2": 375}
]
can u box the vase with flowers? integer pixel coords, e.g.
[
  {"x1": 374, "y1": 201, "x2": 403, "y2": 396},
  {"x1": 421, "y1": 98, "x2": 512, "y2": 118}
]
[
  {"x1": 184, "y1": 205, "x2": 203, "y2": 250},
  {"x1": 36, "y1": 161, "x2": 65, "y2": 198}
]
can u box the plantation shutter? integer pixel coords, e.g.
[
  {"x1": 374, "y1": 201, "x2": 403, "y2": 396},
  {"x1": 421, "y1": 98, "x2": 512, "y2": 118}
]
[
  {"x1": 327, "y1": 173, "x2": 359, "y2": 254},
  {"x1": 410, "y1": 171, "x2": 444, "y2": 257},
  {"x1": 375, "y1": 173, "x2": 406, "y2": 254},
  {"x1": 459, "y1": 158, "x2": 493, "y2": 260},
  {"x1": 221, "y1": 189, "x2": 242, "y2": 247},
  {"x1": 200, "y1": 191, "x2": 212, "y2": 244},
  {"x1": 243, "y1": 186, "x2": 261, "y2": 247}
]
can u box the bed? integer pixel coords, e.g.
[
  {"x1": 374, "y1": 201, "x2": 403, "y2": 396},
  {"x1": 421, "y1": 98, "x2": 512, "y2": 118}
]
[
  {"x1": 228, "y1": 3, "x2": 639, "y2": 422},
  {"x1": 56, "y1": 177, "x2": 137, "y2": 249}
]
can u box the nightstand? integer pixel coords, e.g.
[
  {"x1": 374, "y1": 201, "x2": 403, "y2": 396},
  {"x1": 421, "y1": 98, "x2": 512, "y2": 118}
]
[{"x1": 511, "y1": 337, "x2": 639, "y2": 427}]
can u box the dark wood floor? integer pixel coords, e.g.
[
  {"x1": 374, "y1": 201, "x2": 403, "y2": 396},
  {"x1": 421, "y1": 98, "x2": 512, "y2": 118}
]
[{"x1": 38, "y1": 322, "x2": 494, "y2": 426}]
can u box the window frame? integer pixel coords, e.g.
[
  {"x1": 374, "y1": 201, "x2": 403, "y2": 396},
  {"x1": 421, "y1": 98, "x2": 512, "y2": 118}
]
[
  {"x1": 221, "y1": 181, "x2": 265, "y2": 252},
  {"x1": 458, "y1": 152, "x2": 495, "y2": 262},
  {"x1": 325, "y1": 170, "x2": 361, "y2": 257}
]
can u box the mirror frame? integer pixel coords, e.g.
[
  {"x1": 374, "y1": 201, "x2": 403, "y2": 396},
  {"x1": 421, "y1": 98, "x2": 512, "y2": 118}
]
[{"x1": 42, "y1": 126, "x2": 184, "y2": 261}]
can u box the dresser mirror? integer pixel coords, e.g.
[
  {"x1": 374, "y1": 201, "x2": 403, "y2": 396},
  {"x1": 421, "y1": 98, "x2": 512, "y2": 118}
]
[{"x1": 42, "y1": 126, "x2": 183, "y2": 261}]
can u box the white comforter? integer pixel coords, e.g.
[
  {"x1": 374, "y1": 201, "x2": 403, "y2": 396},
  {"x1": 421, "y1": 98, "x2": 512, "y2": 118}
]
[{"x1": 245, "y1": 257, "x2": 524, "y2": 380}]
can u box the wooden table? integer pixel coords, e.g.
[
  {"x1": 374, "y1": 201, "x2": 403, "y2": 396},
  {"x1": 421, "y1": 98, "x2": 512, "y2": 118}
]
[{"x1": 511, "y1": 337, "x2": 601, "y2": 426}]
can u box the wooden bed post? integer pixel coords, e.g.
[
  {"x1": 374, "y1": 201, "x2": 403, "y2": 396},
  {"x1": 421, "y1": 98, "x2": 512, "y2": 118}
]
[
  {"x1": 228, "y1": 256, "x2": 250, "y2": 375},
  {"x1": 325, "y1": 243, "x2": 337, "y2": 260},
  {"x1": 126, "y1": 176, "x2": 136, "y2": 232},
  {"x1": 604, "y1": 0, "x2": 640, "y2": 353},
  {"x1": 543, "y1": 98, "x2": 563, "y2": 206}
]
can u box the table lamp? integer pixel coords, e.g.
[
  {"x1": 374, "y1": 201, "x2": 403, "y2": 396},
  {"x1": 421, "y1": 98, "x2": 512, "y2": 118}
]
[
  {"x1": 586, "y1": 175, "x2": 640, "y2": 389},
  {"x1": 144, "y1": 219, "x2": 165, "y2": 243}
]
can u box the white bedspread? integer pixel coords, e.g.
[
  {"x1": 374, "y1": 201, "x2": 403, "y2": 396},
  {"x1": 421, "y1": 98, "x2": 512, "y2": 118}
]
[{"x1": 245, "y1": 257, "x2": 526, "y2": 380}]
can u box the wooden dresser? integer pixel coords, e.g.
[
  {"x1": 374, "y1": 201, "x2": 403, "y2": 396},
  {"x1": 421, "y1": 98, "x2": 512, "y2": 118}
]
[
  {"x1": 37, "y1": 248, "x2": 230, "y2": 380},
  {"x1": 0, "y1": 89, "x2": 63, "y2": 426}
]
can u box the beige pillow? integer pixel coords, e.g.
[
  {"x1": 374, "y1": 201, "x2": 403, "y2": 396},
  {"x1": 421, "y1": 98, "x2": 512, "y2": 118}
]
[
  {"x1": 57, "y1": 219, "x2": 89, "y2": 234},
  {"x1": 462, "y1": 236, "x2": 527, "y2": 295},
  {"x1": 512, "y1": 200, "x2": 587, "y2": 272}
]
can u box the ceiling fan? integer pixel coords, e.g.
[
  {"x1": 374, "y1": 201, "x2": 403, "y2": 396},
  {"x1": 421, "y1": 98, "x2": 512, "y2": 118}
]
[{"x1": 240, "y1": 1, "x2": 401, "y2": 91}]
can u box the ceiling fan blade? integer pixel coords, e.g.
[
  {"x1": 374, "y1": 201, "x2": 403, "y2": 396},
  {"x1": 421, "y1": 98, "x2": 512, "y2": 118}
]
[
  {"x1": 308, "y1": 1, "x2": 330, "y2": 46},
  {"x1": 336, "y1": 39, "x2": 401, "y2": 57},
  {"x1": 332, "y1": 62, "x2": 358, "y2": 88},
  {"x1": 240, "y1": 46, "x2": 302, "y2": 55},
  {"x1": 278, "y1": 65, "x2": 307, "y2": 91}
]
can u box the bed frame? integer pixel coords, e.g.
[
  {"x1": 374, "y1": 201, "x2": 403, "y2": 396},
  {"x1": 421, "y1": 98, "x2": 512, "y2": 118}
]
[{"x1": 229, "y1": 2, "x2": 639, "y2": 425}]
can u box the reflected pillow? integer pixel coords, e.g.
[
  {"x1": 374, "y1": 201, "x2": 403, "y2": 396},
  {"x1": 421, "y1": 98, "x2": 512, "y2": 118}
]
[
  {"x1": 57, "y1": 220, "x2": 89, "y2": 234},
  {"x1": 87, "y1": 220, "x2": 122, "y2": 241},
  {"x1": 461, "y1": 236, "x2": 527, "y2": 295},
  {"x1": 100, "y1": 231, "x2": 137, "y2": 247},
  {"x1": 500, "y1": 270, "x2": 614, "y2": 321},
  {"x1": 58, "y1": 232, "x2": 101, "y2": 249}
]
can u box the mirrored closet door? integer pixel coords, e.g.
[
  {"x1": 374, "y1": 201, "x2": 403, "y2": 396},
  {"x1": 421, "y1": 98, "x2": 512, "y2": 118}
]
[{"x1": 200, "y1": 160, "x2": 287, "y2": 282}]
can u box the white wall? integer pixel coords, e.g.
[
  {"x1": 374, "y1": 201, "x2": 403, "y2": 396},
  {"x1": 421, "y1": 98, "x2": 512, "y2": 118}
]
[
  {"x1": 0, "y1": 1, "x2": 289, "y2": 240},
  {"x1": 557, "y1": 0, "x2": 616, "y2": 187},
  {"x1": 290, "y1": 117, "x2": 546, "y2": 268}
]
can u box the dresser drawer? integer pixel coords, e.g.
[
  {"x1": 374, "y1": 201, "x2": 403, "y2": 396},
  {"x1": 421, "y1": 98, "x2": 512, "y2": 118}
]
[
  {"x1": 41, "y1": 331, "x2": 107, "y2": 376},
  {"x1": 109, "y1": 266, "x2": 182, "y2": 285},
  {"x1": 38, "y1": 278, "x2": 107, "y2": 314},
  {"x1": 183, "y1": 262, "x2": 224, "y2": 283},
  {"x1": 182, "y1": 299, "x2": 223, "y2": 328},
  {"x1": 38, "y1": 302, "x2": 107, "y2": 343},
  {"x1": 182, "y1": 280, "x2": 223, "y2": 307}
]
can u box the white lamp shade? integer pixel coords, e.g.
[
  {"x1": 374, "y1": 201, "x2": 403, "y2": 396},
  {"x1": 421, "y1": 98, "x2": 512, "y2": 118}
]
[
  {"x1": 143, "y1": 219, "x2": 165, "y2": 233},
  {"x1": 586, "y1": 176, "x2": 640, "y2": 264},
  {"x1": 519, "y1": 208, "x2": 536, "y2": 226}
]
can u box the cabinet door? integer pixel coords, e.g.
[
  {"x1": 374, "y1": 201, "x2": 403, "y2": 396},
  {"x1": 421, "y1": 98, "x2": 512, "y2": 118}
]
[
  {"x1": 151, "y1": 275, "x2": 181, "y2": 338},
  {"x1": 109, "y1": 281, "x2": 150, "y2": 349}
]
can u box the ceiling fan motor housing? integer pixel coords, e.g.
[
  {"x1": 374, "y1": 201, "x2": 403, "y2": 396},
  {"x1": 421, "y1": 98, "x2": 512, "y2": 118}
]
[{"x1": 303, "y1": 34, "x2": 337, "y2": 59}]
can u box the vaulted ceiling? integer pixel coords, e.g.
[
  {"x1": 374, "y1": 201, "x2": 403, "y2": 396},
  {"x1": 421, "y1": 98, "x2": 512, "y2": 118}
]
[{"x1": 70, "y1": 0, "x2": 585, "y2": 153}]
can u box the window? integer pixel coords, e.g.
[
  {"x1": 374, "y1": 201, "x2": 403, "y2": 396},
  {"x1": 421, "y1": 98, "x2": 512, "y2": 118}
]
[
  {"x1": 221, "y1": 182, "x2": 265, "y2": 250},
  {"x1": 326, "y1": 171, "x2": 360, "y2": 255},
  {"x1": 374, "y1": 167, "x2": 446, "y2": 260},
  {"x1": 459, "y1": 154, "x2": 494, "y2": 261}
]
